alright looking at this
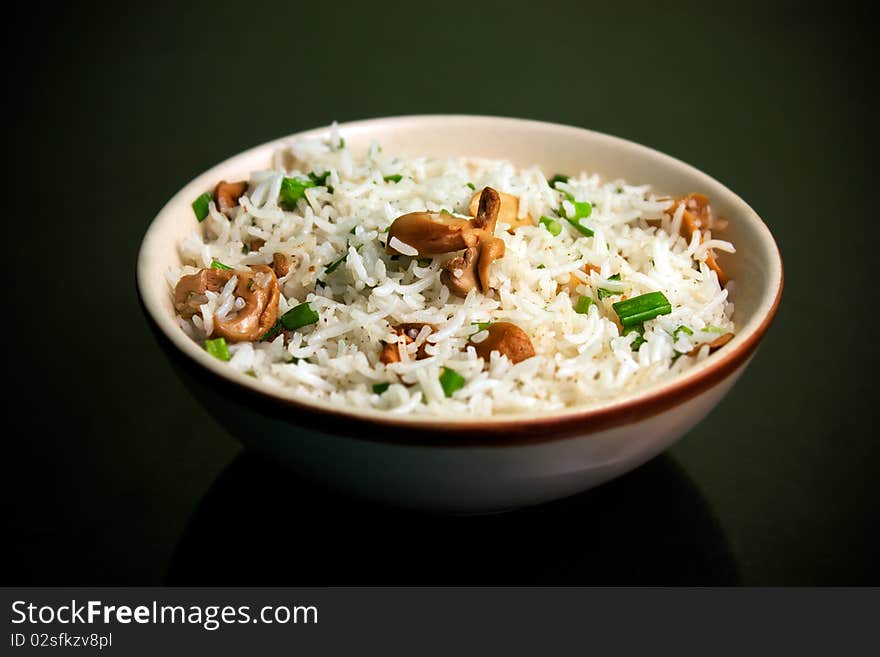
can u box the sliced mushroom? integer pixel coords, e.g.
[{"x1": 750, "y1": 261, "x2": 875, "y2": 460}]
[
  {"x1": 214, "y1": 180, "x2": 248, "y2": 217},
  {"x1": 470, "y1": 322, "x2": 535, "y2": 364},
  {"x1": 386, "y1": 212, "x2": 477, "y2": 255},
  {"x1": 477, "y1": 236, "x2": 505, "y2": 293},
  {"x1": 687, "y1": 332, "x2": 734, "y2": 356},
  {"x1": 468, "y1": 188, "x2": 532, "y2": 231},
  {"x1": 441, "y1": 246, "x2": 479, "y2": 298},
  {"x1": 272, "y1": 253, "x2": 290, "y2": 278},
  {"x1": 669, "y1": 192, "x2": 728, "y2": 285},
  {"x1": 173, "y1": 265, "x2": 279, "y2": 342},
  {"x1": 379, "y1": 323, "x2": 436, "y2": 364},
  {"x1": 174, "y1": 268, "x2": 233, "y2": 319}
]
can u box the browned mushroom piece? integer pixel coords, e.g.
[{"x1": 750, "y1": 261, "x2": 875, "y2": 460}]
[
  {"x1": 470, "y1": 322, "x2": 535, "y2": 364},
  {"x1": 468, "y1": 188, "x2": 533, "y2": 231},
  {"x1": 174, "y1": 268, "x2": 233, "y2": 318},
  {"x1": 173, "y1": 265, "x2": 279, "y2": 342},
  {"x1": 386, "y1": 187, "x2": 506, "y2": 297},
  {"x1": 386, "y1": 212, "x2": 477, "y2": 255},
  {"x1": 379, "y1": 323, "x2": 436, "y2": 364},
  {"x1": 272, "y1": 253, "x2": 290, "y2": 278},
  {"x1": 687, "y1": 332, "x2": 734, "y2": 356},
  {"x1": 214, "y1": 180, "x2": 249, "y2": 217},
  {"x1": 476, "y1": 236, "x2": 505, "y2": 293},
  {"x1": 668, "y1": 192, "x2": 728, "y2": 285},
  {"x1": 440, "y1": 246, "x2": 479, "y2": 298}
]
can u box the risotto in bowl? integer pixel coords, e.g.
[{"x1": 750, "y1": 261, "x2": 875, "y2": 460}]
[{"x1": 137, "y1": 116, "x2": 782, "y2": 511}]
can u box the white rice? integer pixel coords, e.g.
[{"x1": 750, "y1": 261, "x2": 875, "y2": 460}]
[{"x1": 170, "y1": 130, "x2": 736, "y2": 416}]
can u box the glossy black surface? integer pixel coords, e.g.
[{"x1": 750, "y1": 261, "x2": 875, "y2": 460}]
[{"x1": 7, "y1": 1, "x2": 876, "y2": 584}]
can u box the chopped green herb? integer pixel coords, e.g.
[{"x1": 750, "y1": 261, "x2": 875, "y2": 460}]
[
  {"x1": 613, "y1": 291, "x2": 672, "y2": 328},
  {"x1": 259, "y1": 319, "x2": 283, "y2": 342},
  {"x1": 566, "y1": 218, "x2": 594, "y2": 237},
  {"x1": 536, "y1": 264, "x2": 546, "y2": 269},
  {"x1": 349, "y1": 227, "x2": 357, "y2": 235},
  {"x1": 210, "y1": 259, "x2": 232, "y2": 270},
  {"x1": 338, "y1": 138, "x2": 345, "y2": 149},
  {"x1": 192, "y1": 192, "x2": 212, "y2": 222},
  {"x1": 278, "y1": 176, "x2": 316, "y2": 210},
  {"x1": 673, "y1": 325, "x2": 694, "y2": 340},
  {"x1": 466, "y1": 182, "x2": 476, "y2": 190},
  {"x1": 439, "y1": 367, "x2": 466, "y2": 398},
  {"x1": 280, "y1": 302, "x2": 319, "y2": 330},
  {"x1": 245, "y1": 369, "x2": 257, "y2": 378},
  {"x1": 417, "y1": 257, "x2": 432, "y2": 267},
  {"x1": 548, "y1": 174, "x2": 569, "y2": 188},
  {"x1": 383, "y1": 174, "x2": 403, "y2": 183},
  {"x1": 597, "y1": 275, "x2": 624, "y2": 300},
  {"x1": 672, "y1": 350, "x2": 685, "y2": 362},
  {"x1": 372, "y1": 382, "x2": 391, "y2": 395},
  {"x1": 324, "y1": 253, "x2": 348, "y2": 274},
  {"x1": 539, "y1": 215, "x2": 562, "y2": 236},
  {"x1": 616, "y1": 187, "x2": 624, "y2": 194},
  {"x1": 205, "y1": 337, "x2": 230, "y2": 361},
  {"x1": 440, "y1": 208, "x2": 454, "y2": 216},
  {"x1": 308, "y1": 170, "x2": 331, "y2": 186},
  {"x1": 625, "y1": 324, "x2": 646, "y2": 350},
  {"x1": 471, "y1": 321, "x2": 492, "y2": 333},
  {"x1": 241, "y1": 244, "x2": 249, "y2": 254},
  {"x1": 703, "y1": 325, "x2": 726, "y2": 333},
  {"x1": 574, "y1": 296, "x2": 594, "y2": 314}
]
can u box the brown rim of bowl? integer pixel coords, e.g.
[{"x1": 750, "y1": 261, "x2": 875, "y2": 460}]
[{"x1": 139, "y1": 259, "x2": 782, "y2": 448}]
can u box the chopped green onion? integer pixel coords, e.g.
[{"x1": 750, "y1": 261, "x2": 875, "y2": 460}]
[
  {"x1": 673, "y1": 325, "x2": 694, "y2": 340},
  {"x1": 417, "y1": 257, "x2": 432, "y2": 267},
  {"x1": 210, "y1": 259, "x2": 232, "y2": 270},
  {"x1": 278, "y1": 176, "x2": 316, "y2": 210},
  {"x1": 548, "y1": 174, "x2": 569, "y2": 188},
  {"x1": 192, "y1": 192, "x2": 212, "y2": 222},
  {"x1": 245, "y1": 369, "x2": 257, "y2": 378},
  {"x1": 338, "y1": 138, "x2": 346, "y2": 149},
  {"x1": 308, "y1": 171, "x2": 330, "y2": 186},
  {"x1": 439, "y1": 367, "x2": 466, "y2": 398},
  {"x1": 241, "y1": 244, "x2": 249, "y2": 254},
  {"x1": 703, "y1": 325, "x2": 726, "y2": 334},
  {"x1": 539, "y1": 215, "x2": 562, "y2": 236},
  {"x1": 466, "y1": 182, "x2": 476, "y2": 190},
  {"x1": 613, "y1": 291, "x2": 672, "y2": 328},
  {"x1": 597, "y1": 275, "x2": 624, "y2": 300},
  {"x1": 616, "y1": 187, "x2": 624, "y2": 193},
  {"x1": 471, "y1": 321, "x2": 492, "y2": 333},
  {"x1": 205, "y1": 337, "x2": 230, "y2": 361},
  {"x1": 324, "y1": 254, "x2": 346, "y2": 274},
  {"x1": 440, "y1": 208, "x2": 454, "y2": 216},
  {"x1": 574, "y1": 296, "x2": 594, "y2": 314},
  {"x1": 567, "y1": 218, "x2": 594, "y2": 237},
  {"x1": 280, "y1": 302, "x2": 319, "y2": 330},
  {"x1": 372, "y1": 382, "x2": 390, "y2": 395},
  {"x1": 562, "y1": 199, "x2": 594, "y2": 236},
  {"x1": 536, "y1": 264, "x2": 546, "y2": 269},
  {"x1": 383, "y1": 174, "x2": 403, "y2": 183},
  {"x1": 259, "y1": 319, "x2": 283, "y2": 342},
  {"x1": 349, "y1": 227, "x2": 357, "y2": 235},
  {"x1": 625, "y1": 325, "x2": 646, "y2": 350}
]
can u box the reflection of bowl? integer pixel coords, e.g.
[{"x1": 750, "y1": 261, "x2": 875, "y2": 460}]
[
  {"x1": 168, "y1": 453, "x2": 739, "y2": 584},
  {"x1": 137, "y1": 116, "x2": 783, "y2": 512}
]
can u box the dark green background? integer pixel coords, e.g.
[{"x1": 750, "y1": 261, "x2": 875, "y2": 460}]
[{"x1": 8, "y1": 0, "x2": 876, "y2": 584}]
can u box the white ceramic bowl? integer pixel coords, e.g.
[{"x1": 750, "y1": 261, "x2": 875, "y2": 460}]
[{"x1": 137, "y1": 115, "x2": 783, "y2": 512}]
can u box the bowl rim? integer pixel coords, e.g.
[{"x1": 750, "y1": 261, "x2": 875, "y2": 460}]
[{"x1": 137, "y1": 114, "x2": 784, "y2": 446}]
